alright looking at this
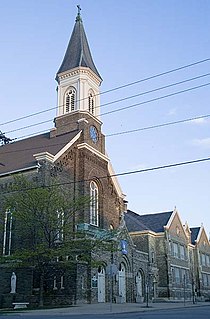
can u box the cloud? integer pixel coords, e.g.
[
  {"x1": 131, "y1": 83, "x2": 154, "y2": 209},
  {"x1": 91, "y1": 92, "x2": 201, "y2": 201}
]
[
  {"x1": 168, "y1": 108, "x2": 177, "y2": 116},
  {"x1": 192, "y1": 138, "x2": 210, "y2": 148},
  {"x1": 190, "y1": 117, "x2": 209, "y2": 125}
]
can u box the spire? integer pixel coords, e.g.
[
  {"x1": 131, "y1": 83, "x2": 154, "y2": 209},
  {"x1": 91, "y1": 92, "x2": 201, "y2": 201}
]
[{"x1": 56, "y1": 6, "x2": 102, "y2": 80}]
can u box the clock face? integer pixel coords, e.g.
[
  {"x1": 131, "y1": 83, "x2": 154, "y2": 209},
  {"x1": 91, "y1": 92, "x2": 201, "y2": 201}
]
[{"x1": 89, "y1": 125, "x2": 98, "y2": 143}]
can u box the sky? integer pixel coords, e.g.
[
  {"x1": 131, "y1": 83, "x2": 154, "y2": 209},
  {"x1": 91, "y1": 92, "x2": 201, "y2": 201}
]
[{"x1": 0, "y1": 1, "x2": 210, "y2": 234}]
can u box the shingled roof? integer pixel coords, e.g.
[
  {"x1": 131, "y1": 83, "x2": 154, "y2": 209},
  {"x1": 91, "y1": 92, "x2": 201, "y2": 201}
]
[
  {"x1": 0, "y1": 129, "x2": 79, "y2": 176},
  {"x1": 125, "y1": 209, "x2": 173, "y2": 233},
  {"x1": 190, "y1": 227, "x2": 200, "y2": 245},
  {"x1": 56, "y1": 11, "x2": 102, "y2": 80},
  {"x1": 125, "y1": 210, "x2": 150, "y2": 232}
]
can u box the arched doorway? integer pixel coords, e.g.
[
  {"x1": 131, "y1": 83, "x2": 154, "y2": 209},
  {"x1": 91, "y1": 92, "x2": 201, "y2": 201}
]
[
  {"x1": 98, "y1": 266, "x2": 105, "y2": 302},
  {"x1": 118, "y1": 263, "x2": 126, "y2": 302}
]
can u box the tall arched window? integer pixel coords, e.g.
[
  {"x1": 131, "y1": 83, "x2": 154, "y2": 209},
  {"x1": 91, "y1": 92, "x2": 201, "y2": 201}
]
[
  {"x1": 136, "y1": 271, "x2": 143, "y2": 298},
  {"x1": 88, "y1": 91, "x2": 95, "y2": 115},
  {"x1": 65, "y1": 87, "x2": 76, "y2": 113},
  {"x1": 118, "y1": 263, "x2": 126, "y2": 302},
  {"x1": 90, "y1": 181, "x2": 99, "y2": 226},
  {"x1": 3, "y1": 210, "x2": 13, "y2": 256},
  {"x1": 55, "y1": 210, "x2": 64, "y2": 243}
]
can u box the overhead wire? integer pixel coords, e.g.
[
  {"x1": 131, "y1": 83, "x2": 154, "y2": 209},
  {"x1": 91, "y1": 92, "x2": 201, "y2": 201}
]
[
  {"x1": 2, "y1": 155, "x2": 210, "y2": 194},
  {"x1": 106, "y1": 114, "x2": 210, "y2": 137},
  {"x1": 1, "y1": 113, "x2": 210, "y2": 154},
  {"x1": 0, "y1": 57, "x2": 210, "y2": 127},
  {"x1": 100, "y1": 82, "x2": 210, "y2": 116},
  {"x1": 4, "y1": 72, "x2": 210, "y2": 137}
]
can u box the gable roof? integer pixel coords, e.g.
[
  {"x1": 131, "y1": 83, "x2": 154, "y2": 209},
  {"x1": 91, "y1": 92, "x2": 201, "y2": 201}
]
[
  {"x1": 190, "y1": 227, "x2": 201, "y2": 244},
  {"x1": 56, "y1": 12, "x2": 102, "y2": 80},
  {"x1": 126, "y1": 209, "x2": 173, "y2": 233},
  {"x1": 0, "y1": 129, "x2": 80, "y2": 176},
  {"x1": 125, "y1": 210, "x2": 150, "y2": 232}
]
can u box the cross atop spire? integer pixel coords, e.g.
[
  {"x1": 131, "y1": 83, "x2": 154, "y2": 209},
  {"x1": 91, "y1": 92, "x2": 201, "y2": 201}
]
[
  {"x1": 76, "y1": 4, "x2": 82, "y2": 22},
  {"x1": 77, "y1": 4, "x2": 81, "y2": 15},
  {"x1": 56, "y1": 5, "x2": 102, "y2": 80}
]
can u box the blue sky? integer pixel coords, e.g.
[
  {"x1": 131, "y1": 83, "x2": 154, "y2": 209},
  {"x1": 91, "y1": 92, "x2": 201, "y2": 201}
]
[{"x1": 0, "y1": 1, "x2": 210, "y2": 234}]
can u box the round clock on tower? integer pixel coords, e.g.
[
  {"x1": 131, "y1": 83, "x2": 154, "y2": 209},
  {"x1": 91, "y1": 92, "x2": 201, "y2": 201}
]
[{"x1": 89, "y1": 125, "x2": 98, "y2": 143}]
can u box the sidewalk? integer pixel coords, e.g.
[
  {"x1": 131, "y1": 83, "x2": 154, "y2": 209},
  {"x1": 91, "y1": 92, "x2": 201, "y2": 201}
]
[{"x1": 7, "y1": 301, "x2": 210, "y2": 316}]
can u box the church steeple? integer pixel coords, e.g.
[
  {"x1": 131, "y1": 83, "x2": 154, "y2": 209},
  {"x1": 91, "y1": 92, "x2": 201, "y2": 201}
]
[
  {"x1": 55, "y1": 6, "x2": 102, "y2": 119},
  {"x1": 57, "y1": 6, "x2": 101, "y2": 80}
]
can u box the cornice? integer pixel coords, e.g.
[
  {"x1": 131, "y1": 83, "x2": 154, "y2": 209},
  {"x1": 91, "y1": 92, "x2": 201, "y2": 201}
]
[
  {"x1": 129, "y1": 230, "x2": 164, "y2": 237},
  {"x1": 170, "y1": 264, "x2": 190, "y2": 270},
  {"x1": 54, "y1": 110, "x2": 102, "y2": 126},
  {"x1": 57, "y1": 67, "x2": 102, "y2": 86},
  {"x1": 33, "y1": 152, "x2": 54, "y2": 163}
]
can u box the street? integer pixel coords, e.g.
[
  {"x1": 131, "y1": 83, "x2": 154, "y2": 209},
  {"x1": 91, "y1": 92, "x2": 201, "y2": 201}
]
[{"x1": 0, "y1": 306, "x2": 210, "y2": 319}]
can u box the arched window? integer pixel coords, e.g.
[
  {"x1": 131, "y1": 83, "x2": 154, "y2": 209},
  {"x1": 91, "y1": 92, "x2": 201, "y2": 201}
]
[
  {"x1": 118, "y1": 263, "x2": 126, "y2": 302},
  {"x1": 55, "y1": 210, "x2": 64, "y2": 243},
  {"x1": 90, "y1": 181, "x2": 99, "y2": 226},
  {"x1": 65, "y1": 87, "x2": 76, "y2": 113},
  {"x1": 88, "y1": 91, "x2": 95, "y2": 115},
  {"x1": 3, "y1": 210, "x2": 13, "y2": 256},
  {"x1": 136, "y1": 271, "x2": 143, "y2": 297},
  {"x1": 98, "y1": 266, "x2": 105, "y2": 302}
]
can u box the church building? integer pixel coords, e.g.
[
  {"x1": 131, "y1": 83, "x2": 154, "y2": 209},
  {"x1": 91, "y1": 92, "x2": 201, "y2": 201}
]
[
  {"x1": 1, "y1": 7, "x2": 209, "y2": 309},
  {"x1": 0, "y1": 8, "x2": 149, "y2": 308}
]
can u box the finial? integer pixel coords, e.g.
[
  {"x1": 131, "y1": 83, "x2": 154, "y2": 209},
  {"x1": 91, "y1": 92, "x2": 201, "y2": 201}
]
[{"x1": 76, "y1": 5, "x2": 82, "y2": 22}]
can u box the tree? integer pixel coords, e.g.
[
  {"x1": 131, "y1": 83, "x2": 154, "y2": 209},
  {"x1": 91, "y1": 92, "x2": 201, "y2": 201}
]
[{"x1": 1, "y1": 174, "x2": 89, "y2": 306}]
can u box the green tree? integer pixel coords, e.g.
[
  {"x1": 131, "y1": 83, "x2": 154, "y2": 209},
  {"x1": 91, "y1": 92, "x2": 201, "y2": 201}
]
[{"x1": 1, "y1": 174, "x2": 89, "y2": 307}]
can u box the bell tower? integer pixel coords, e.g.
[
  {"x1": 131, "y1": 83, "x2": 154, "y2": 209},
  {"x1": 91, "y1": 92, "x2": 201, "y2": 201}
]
[
  {"x1": 56, "y1": 6, "x2": 102, "y2": 119},
  {"x1": 50, "y1": 6, "x2": 125, "y2": 230}
]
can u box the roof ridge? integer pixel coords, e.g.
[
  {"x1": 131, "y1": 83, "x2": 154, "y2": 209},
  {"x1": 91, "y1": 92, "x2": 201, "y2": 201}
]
[{"x1": 140, "y1": 211, "x2": 173, "y2": 217}]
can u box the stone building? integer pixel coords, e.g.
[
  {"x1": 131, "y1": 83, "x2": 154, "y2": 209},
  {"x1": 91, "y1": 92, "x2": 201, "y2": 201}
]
[
  {"x1": 1, "y1": 7, "x2": 209, "y2": 309},
  {"x1": 125, "y1": 208, "x2": 210, "y2": 301},
  {"x1": 191, "y1": 226, "x2": 210, "y2": 299},
  {"x1": 0, "y1": 9, "x2": 149, "y2": 308}
]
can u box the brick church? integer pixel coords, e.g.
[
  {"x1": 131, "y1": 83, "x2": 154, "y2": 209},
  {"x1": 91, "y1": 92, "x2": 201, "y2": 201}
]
[
  {"x1": 0, "y1": 8, "x2": 148, "y2": 308},
  {"x1": 1, "y1": 7, "x2": 210, "y2": 309}
]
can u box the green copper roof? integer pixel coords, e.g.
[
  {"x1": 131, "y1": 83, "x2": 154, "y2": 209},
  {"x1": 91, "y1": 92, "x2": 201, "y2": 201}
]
[{"x1": 56, "y1": 10, "x2": 102, "y2": 80}]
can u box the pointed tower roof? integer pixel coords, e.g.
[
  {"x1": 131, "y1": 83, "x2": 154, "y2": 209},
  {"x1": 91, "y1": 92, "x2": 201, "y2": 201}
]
[{"x1": 56, "y1": 6, "x2": 102, "y2": 80}]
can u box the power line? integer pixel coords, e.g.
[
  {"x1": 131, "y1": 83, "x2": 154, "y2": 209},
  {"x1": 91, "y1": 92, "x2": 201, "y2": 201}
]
[
  {"x1": 99, "y1": 58, "x2": 210, "y2": 95},
  {"x1": 101, "y1": 82, "x2": 210, "y2": 117},
  {"x1": 106, "y1": 114, "x2": 210, "y2": 137},
  {"x1": 2, "y1": 113, "x2": 210, "y2": 154},
  {"x1": 1, "y1": 57, "x2": 210, "y2": 127},
  {"x1": 115, "y1": 156, "x2": 210, "y2": 177},
  {"x1": 5, "y1": 79, "x2": 210, "y2": 141},
  {"x1": 10, "y1": 129, "x2": 52, "y2": 141},
  {"x1": 100, "y1": 72, "x2": 210, "y2": 109},
  {"x1": 2, "y1": 155, "x2": 210, "y2": 194},
  {"x1": 6, "y1": 119, "x2": 52, "y2": 135},
  {"x1": 5, "y1": 72, "x2": 210, "y2": 136}
]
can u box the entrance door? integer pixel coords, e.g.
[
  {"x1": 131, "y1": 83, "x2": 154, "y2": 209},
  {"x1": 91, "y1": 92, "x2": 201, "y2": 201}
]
[
  {"x1": 98, "y1": 267, "x2": 105, "y2": 302},
  {"x1": 118, "y1": 263, "x2": 126, "y2": 302}
]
